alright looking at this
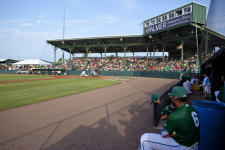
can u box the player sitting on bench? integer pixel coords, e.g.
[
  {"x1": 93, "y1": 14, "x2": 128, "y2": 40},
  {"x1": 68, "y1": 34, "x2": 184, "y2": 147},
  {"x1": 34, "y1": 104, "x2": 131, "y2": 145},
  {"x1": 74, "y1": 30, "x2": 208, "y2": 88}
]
[{"x1": 140, "y1": 86, "x2": 200, "y2": 150}]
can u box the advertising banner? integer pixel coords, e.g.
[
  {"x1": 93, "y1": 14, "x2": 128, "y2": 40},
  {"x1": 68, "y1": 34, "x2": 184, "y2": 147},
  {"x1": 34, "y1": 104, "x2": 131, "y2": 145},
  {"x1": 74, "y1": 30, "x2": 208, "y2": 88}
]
[{"x1": 144, "y1": 13, "x2": 191, "y2": 34}]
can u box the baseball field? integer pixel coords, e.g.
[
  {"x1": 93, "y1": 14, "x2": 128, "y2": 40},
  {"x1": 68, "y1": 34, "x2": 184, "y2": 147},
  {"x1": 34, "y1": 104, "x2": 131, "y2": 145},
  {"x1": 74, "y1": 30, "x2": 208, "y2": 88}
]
[
  {"x1": 0, "y1": 74, "x2": 120, "y2": 111},
  {"x1": 0, "y1": 74, "x2": 178, "y2": 150}
]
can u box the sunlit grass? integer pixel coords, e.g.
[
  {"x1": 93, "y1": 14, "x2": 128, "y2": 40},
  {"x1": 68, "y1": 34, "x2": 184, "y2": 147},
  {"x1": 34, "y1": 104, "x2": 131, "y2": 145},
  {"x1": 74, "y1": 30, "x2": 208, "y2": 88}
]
[
  {"x1": 0, "y1": 77, "x2": 120, "y2": 111},
  {"x1": 0, "y1": 74, "x2": 51, "y2": 81}
]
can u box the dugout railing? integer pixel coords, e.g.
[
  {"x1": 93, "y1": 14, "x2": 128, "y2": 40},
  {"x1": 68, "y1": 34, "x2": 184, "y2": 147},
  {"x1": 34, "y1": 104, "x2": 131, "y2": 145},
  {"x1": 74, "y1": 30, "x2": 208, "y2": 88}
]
[{"x1": 152, "y1": 82, "x2": 179, "y2": 127}]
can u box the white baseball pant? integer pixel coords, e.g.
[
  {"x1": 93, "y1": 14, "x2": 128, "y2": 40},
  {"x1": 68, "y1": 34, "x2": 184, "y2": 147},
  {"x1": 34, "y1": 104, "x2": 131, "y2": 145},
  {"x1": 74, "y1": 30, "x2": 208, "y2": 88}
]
[{"x1": 140, "y1": 133, "x2": 198, "y2": 150}]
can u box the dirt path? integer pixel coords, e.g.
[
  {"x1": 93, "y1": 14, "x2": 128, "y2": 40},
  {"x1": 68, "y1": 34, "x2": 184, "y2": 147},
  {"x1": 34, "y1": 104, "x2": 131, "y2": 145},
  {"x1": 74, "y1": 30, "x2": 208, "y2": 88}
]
[{"x1": 0, "y1": 77, "x2": 178, "y2": 150}]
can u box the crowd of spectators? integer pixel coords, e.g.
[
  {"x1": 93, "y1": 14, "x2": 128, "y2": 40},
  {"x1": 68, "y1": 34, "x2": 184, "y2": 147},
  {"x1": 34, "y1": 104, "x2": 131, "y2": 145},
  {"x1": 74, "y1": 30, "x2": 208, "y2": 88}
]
[
  {"x1": 61, "y1": 56, "x2": 198, "y2": 72},
  {"x1": 0, "y1": 56, "x2": 198, "y2": 73},
  {"x1": 0, "y1": 65, "x2": 8, "y2": 70},
  {"x1": 0, "y1": 64, "x2": 52, "y2": 71}
]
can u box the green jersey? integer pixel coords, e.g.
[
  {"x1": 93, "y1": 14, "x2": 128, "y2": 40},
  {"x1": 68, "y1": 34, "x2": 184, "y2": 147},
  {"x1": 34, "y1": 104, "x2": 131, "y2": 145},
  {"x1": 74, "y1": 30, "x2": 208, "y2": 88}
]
[
  {"x1": 164, "y1": 104, "x2": 200, "y2": 147},
  {"x1": 218, "y1": 85, "x2": 225, "y2": 102}
]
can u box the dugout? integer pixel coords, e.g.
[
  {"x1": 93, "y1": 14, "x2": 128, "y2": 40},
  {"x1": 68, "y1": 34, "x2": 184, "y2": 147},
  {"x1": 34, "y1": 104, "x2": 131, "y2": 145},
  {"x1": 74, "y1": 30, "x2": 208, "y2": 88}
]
[
  {"x1": 201, "y1": 48, "x2": 225, "y2": 100},
  {"x1": 31, "y1": 68, "x2": 66, "y2": 75}
]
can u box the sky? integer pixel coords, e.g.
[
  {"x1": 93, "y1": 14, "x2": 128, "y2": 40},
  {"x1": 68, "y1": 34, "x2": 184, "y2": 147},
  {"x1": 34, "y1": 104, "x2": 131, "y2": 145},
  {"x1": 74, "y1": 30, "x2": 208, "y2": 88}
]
[{"x1": 0, "y1": 0, "x2": 211, "y2": 61}]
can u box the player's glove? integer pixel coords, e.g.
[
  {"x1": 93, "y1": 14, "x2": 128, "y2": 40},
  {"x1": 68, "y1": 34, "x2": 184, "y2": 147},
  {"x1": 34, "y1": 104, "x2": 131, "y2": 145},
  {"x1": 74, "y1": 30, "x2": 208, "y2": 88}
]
[{"x1": 160, "y1": 105, "x2": 175, "y2": 116}]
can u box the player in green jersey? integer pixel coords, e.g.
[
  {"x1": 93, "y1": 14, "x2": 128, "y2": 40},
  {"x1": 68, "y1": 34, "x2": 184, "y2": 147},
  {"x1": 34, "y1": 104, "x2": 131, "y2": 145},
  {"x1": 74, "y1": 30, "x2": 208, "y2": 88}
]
[{"x1": 140, "y1": 86, "x2": 200, "y2": 150}]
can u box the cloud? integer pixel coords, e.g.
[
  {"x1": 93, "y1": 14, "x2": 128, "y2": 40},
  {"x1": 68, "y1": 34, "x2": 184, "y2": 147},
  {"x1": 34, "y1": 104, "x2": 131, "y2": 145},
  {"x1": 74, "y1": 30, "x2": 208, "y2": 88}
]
[
  {"x1": 20, "y1": 22, "x2": 33, "y2": 27},
  {"x1": 106, "y1": 16, "x2": 120, "y2": 24},
  {"x1": 38, "y1": 15, "x2": 47, "y2": 19},
  {"x1": 95, "y1": 14, "x2": 120, "y2": 24},
  {"x1": 120, "y1": 0, "x2": 138, "y2": 10},
  {"x1": 0, "y1": 26, "x2": 60, "y2": 40},
  {"x1": 0, "y1": 19, "x2": 35, "y2": 28},
  {"x1": 37, "y1": 19, "x2": 50, "y2": 24},
  {"x1": 66, "y1": 19, "x2": 86, "y2": 25},
  {"x1": 13, "y1": 30, "x2": 49, "y2": 37},
  {"x1": 0, "y1": 19, "x2": 24, "y2": 26}
]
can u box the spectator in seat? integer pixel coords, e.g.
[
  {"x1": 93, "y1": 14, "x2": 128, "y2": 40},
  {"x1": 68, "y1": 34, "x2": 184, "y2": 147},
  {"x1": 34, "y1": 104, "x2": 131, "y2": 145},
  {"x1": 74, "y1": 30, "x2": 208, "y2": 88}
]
[{"x1": 183, "y1": 77, "x2": 192, "y2": 94}]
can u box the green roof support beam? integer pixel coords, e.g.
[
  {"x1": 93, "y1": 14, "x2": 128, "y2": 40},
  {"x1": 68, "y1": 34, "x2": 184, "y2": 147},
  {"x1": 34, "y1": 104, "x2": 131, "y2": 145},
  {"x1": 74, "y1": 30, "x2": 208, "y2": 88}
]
[
  {"x1": 53, "y1": 46, "x2": 57, "y2": 64},
  {"x1": 181, "y1": 41, "x2": 184, "y2": 69},
  {"x1": 123, "y1": 46, "x2": 127, "y2": 58},
  {"x1": 153, "y1": 45, "x2": 156, "y2": 62},
  {"x1": 104, "y1": 46, "x2": 108, "y2": 60},
  {"x1": 205, "y1": 31, "x2": 208, "y2": 62},
  {"x1": 68, "y1": 47, "x2": 73, "y2": 61},
  {"x1": 191, "y1": 23, "x2": 225, "y2": 40},
  {"x1": 162, "y1": 43, "x2": 165, "y2": 63},
  {"x1": 146, "y1": 46, "x2": 149, "y2": 64},
  {"x1": 84, "y1": 43, "x2": 89, "y2": 64}
]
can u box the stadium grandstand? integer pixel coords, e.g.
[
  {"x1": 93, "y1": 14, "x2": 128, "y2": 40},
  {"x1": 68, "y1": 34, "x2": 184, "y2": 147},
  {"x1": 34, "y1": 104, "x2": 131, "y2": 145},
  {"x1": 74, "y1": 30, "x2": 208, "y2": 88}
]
[
  {"x1": 0, "y1": 59, "x2": 18, "y2": 70},
  {"x1": 46, "y1": 2, "x2": 225, "y2": 78},
  {"x1": 1, "y1": 1, "x2": 225, "y2": 150},
  {"x1": 2, "y1": 2, "x2": 224, "y2": 78}
]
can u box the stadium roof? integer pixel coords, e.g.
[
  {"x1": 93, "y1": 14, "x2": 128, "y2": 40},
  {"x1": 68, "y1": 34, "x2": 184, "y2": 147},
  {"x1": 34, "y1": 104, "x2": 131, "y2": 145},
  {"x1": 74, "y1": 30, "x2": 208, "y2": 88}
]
[
  {"x1": 47, "y1": 24, "x2": 225, "y2": 57},
  {"x1": 202, "y1": 47, "x2": 225, "y2": 66},
  {"x1": 0, "y1": 59, "x2": 18, "y2": 64}
]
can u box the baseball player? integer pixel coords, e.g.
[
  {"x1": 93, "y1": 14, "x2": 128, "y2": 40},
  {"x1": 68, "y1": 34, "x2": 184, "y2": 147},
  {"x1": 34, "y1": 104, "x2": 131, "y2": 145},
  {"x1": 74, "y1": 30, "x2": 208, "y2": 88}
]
[
  {"x1": 200, "y1": 73, "x2": 211, "y2": 98},
  {"x1": 140, "y1": 86, "x2": 200, "y2": 150},
  {"x1": 160, "y1": 105, "x2": 175, "y2": 120},
  {"x1": 80, "y1": 70, "x2": 88, "y2": 77},
  {"x1": 183, "y1": 77, "x2": 192, "y2": 94},
  {"x1": 90, "y1": 69, "x2": 97, "y2": 77}
]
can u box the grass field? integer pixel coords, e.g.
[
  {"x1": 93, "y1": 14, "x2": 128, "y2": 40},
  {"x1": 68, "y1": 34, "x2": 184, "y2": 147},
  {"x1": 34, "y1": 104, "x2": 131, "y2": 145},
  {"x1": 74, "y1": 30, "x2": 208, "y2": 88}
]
[
  {"x1": 0, "y1": 75, "x2": 120, "y2": 111},
  {"x1": 0, "y1": 74, "x2": 51, "y2": 81}
]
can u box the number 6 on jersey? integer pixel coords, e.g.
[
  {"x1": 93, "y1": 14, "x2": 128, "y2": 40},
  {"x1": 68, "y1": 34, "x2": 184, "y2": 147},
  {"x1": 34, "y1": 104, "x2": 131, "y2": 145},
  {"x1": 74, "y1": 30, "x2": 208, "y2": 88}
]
[{"x1": 191, "y1": 112, "x2": 199, "y2": 127}]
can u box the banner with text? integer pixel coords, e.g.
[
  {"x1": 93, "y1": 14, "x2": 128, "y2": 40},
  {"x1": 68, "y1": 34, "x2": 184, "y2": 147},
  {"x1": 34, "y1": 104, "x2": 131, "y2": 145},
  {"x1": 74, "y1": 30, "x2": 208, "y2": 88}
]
[{"x1": 144, "y1": 13, "x2": 191, "y2": 34}]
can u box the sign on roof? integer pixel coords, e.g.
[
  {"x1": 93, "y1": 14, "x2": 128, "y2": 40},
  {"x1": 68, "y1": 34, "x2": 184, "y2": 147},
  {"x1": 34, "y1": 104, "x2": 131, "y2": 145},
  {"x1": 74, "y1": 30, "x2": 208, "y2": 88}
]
[{"x1": 144, "y1": 13, "x2": 191, "y2": 34}]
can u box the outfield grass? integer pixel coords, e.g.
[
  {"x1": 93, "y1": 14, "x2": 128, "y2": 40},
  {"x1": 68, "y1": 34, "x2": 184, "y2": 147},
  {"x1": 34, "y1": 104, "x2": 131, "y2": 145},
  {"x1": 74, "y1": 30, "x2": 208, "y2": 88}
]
[
  {"x1": 0, "y1": 77, "x2": 120, "y2": 111},
  {"x1": 0, "y1": 74, "x2": 51, "y2": 81}
]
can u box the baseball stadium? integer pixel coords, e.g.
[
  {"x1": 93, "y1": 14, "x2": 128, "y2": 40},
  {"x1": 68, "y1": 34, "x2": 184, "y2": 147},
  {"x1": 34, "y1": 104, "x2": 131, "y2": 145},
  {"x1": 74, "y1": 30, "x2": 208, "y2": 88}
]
[{"x1": 0, "y1": 0, "x2": 225, "y2": 150}]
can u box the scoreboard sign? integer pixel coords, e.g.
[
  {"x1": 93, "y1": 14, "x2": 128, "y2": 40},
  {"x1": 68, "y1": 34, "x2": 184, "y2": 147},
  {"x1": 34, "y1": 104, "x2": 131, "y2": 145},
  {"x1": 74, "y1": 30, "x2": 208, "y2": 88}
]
[{"x1": 144, "y1": 13, "x2": 191, "y2": 34}]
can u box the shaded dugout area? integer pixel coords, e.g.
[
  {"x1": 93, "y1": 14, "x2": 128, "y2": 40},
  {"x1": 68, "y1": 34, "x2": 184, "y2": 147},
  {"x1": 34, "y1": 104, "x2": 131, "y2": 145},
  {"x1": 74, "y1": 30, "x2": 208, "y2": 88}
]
[{"x1": 201, "y1": 48, "x2": 225, "y2": 100}]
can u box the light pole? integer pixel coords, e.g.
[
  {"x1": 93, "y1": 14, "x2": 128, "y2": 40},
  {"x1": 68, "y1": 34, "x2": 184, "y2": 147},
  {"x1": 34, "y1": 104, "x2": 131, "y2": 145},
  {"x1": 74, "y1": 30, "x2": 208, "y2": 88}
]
[
  {"x1": 62, "y1": 0, "x2": 65, "y2": 63},
  {"x1": 195, "y1": 16, "x2": 199, "y2": 73}
]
